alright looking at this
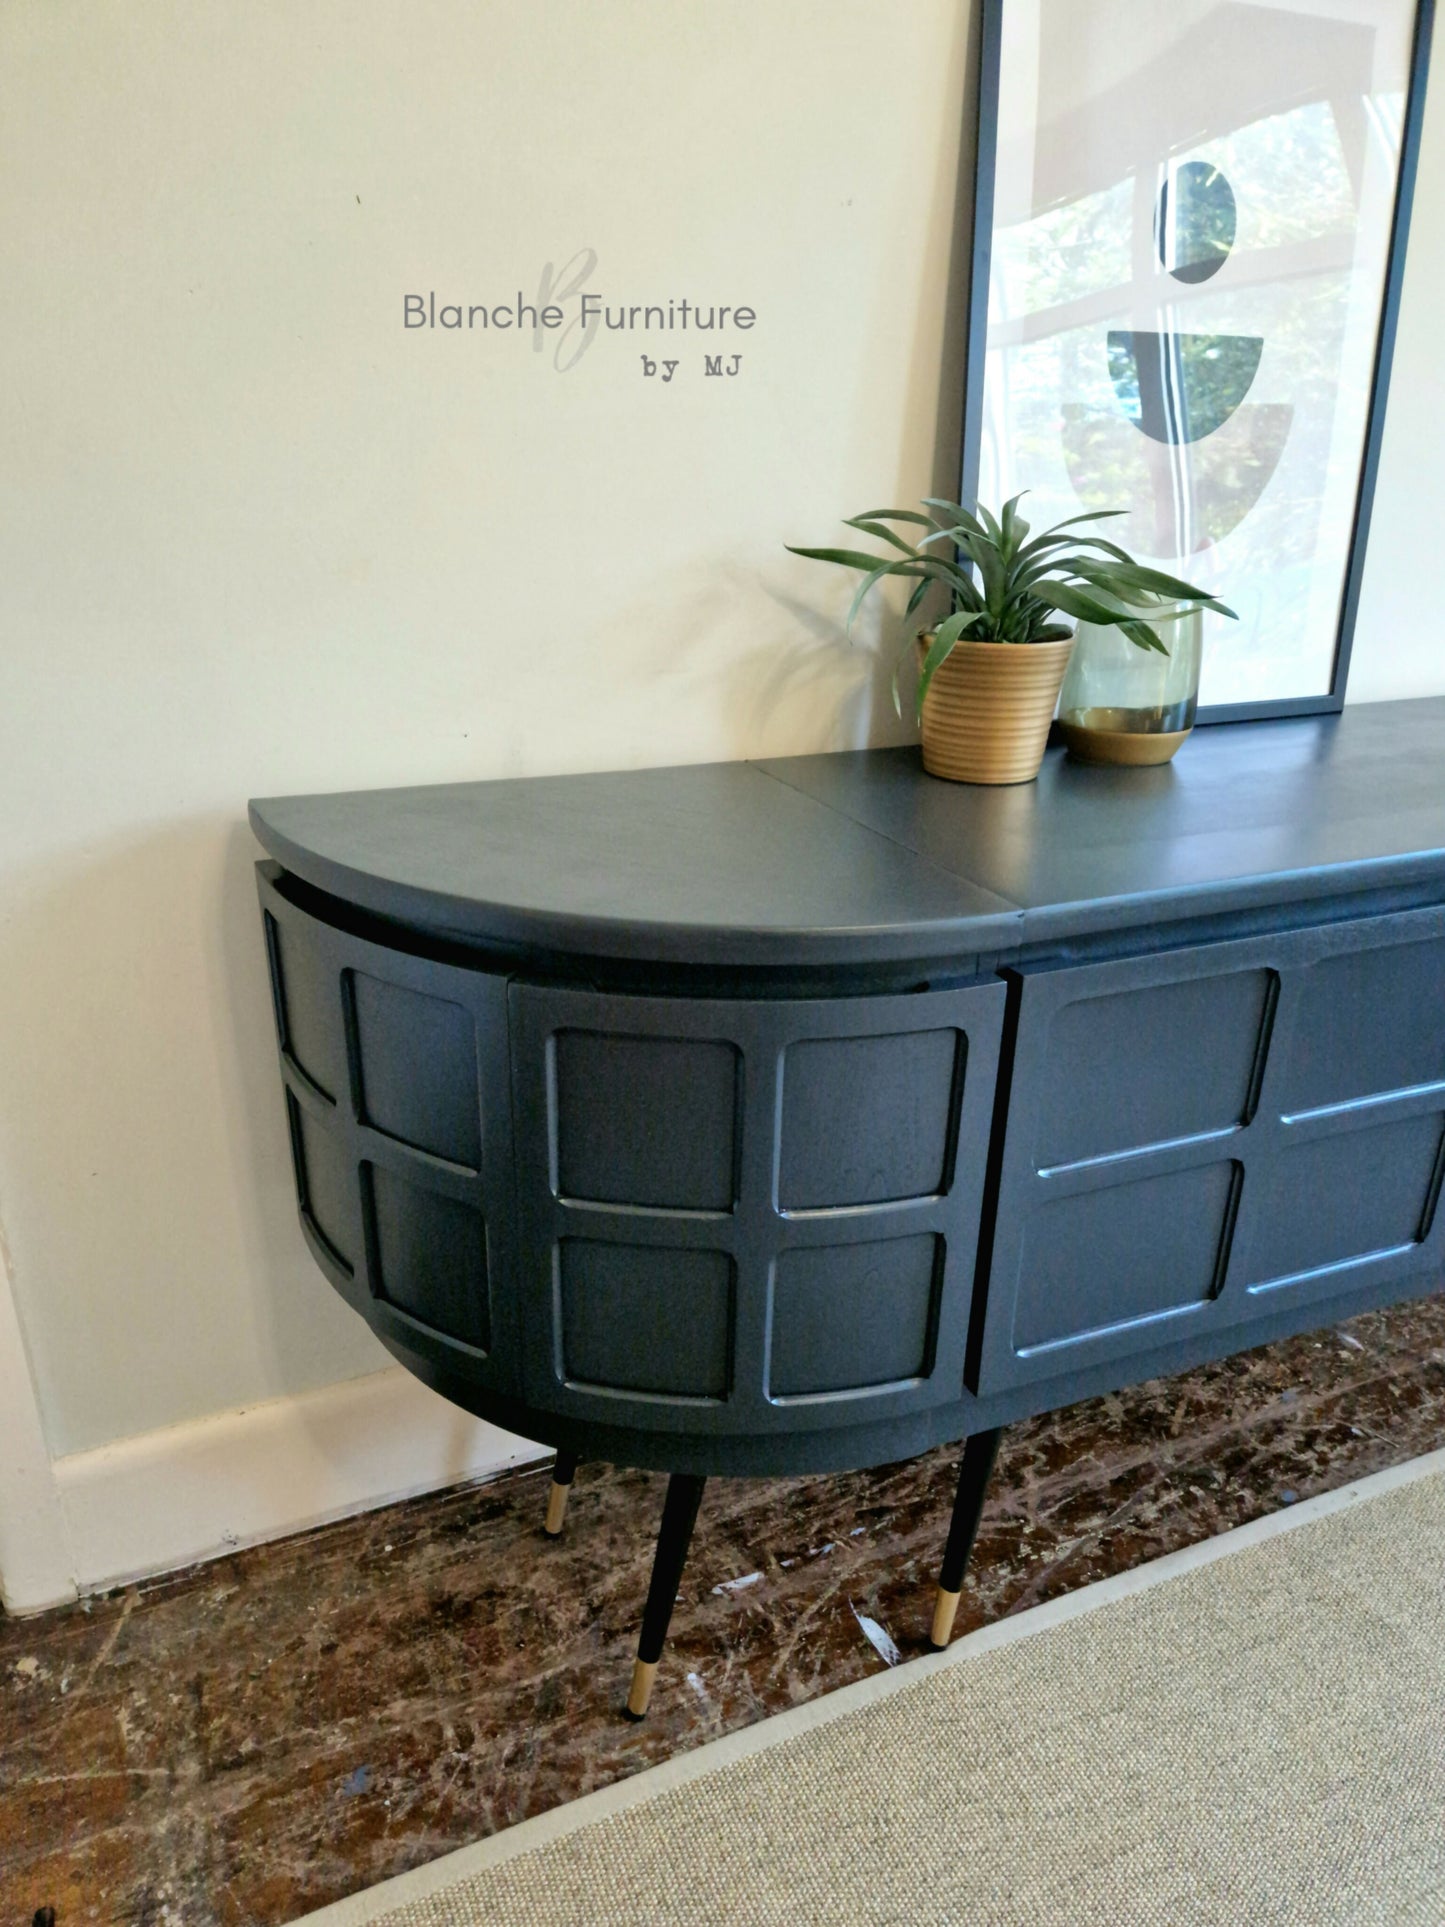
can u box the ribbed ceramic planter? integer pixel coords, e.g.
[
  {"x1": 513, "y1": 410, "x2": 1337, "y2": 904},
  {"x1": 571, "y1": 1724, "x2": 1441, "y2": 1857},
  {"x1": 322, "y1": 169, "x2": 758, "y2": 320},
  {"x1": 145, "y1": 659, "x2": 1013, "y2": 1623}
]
[{"x1": 917, "y1": 634, "x2": 1075, "y2": 785}]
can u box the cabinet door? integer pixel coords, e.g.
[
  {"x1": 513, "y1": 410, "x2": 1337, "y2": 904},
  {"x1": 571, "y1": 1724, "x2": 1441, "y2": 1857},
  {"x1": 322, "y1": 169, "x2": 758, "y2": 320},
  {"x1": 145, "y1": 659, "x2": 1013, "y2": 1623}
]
[
  {"x1": 975, "y1": 906, "x2": 1445, "y2": 1396},
  {"x1": 509, "y1": 977, "x2": 1005, "y2": 1435},
  {"x1": 257, "y1": 866, "x2": 522, "y2": 1397}
]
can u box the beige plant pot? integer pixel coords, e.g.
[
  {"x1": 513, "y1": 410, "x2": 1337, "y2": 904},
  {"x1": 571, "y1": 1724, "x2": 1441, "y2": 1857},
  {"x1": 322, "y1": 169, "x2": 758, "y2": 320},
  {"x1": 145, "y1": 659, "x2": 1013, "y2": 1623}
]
[{"x1": 917, "y1": 633, "x2": 1075, "y2": 785}]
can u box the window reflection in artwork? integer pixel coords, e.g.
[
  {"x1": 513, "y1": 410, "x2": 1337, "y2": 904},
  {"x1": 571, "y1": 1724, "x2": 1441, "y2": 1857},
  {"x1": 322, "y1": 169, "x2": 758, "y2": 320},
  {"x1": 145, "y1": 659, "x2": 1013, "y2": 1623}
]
[
  {"x1": 979, "y1": 1, "x2": 1416, "y2": 708},
  {"x1": 1156, "y1": 162, "x2": 1237, "y2": 283}
]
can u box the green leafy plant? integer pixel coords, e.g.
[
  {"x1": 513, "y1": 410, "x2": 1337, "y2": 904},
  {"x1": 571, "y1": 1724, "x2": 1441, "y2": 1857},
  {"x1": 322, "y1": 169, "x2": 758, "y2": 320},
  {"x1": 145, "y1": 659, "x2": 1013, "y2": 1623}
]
[{"x1": 786, "y1": 493, "x2": 1236, "y2": 720}]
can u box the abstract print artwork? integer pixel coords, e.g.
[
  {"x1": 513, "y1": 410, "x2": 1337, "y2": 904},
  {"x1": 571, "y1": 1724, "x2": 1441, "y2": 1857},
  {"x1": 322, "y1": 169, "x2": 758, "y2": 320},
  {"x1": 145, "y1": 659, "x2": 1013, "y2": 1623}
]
[{"x1": 973, "y1": 0, "x2": 1428, "y2": 712}]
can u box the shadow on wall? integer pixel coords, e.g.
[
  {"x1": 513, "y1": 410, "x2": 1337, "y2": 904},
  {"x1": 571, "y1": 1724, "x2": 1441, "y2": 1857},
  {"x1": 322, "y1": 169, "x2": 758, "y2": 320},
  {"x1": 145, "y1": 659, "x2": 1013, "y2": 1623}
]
[
  {"x1": 566, "y1": 3, "x2": 982, "y2": 758},
  {"x1": 566, "y1": 555, "x2": 913, "y2": 759},
  {"x1": 216, "y1": 815, "x2": 396, "y2": 1400},
  {"x1": 0, "y1": 819, "x2": 388, "y2": 1458},
  {"x1": 218, "y1": 812, "x2": 489, "y2": 1489},
  {"x1": 728, "y1": 0, "x2": 984, "y2": 733}
]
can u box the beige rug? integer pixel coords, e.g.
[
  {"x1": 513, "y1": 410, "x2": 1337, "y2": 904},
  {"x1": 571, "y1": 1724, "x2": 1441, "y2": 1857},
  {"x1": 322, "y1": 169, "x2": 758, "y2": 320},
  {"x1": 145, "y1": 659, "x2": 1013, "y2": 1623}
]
[{"x1": 299, "y1": 1447, "x2": 1445, "y2": 1927}]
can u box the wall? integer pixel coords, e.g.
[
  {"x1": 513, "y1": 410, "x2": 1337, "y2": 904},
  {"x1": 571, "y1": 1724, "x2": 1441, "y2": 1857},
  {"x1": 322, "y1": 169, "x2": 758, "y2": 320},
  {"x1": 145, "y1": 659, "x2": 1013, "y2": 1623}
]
[
  {"x1": 0, "y1": 0, "x2": 975, "y2": 1466},
  {"x1": 0, "y1": 0, "x2": 1437, "y2": 1487},
  {"x1": 1343, "y1": 22, "x2": 1445, "y2": 706}
]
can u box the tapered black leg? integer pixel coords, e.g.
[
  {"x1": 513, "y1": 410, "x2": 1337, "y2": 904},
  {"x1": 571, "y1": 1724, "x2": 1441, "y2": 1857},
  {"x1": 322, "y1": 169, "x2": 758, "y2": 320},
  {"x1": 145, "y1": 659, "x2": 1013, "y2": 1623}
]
[
  {"x1": 543, "y1": 1451, "x2": 579, "y2": 1537},
  {"x1": 929, "y1": 1427, "x2": 1003, "y2": 1650},
  {"x1": 624, "y1": 1473, "x2": 707, "y2": 1719}
]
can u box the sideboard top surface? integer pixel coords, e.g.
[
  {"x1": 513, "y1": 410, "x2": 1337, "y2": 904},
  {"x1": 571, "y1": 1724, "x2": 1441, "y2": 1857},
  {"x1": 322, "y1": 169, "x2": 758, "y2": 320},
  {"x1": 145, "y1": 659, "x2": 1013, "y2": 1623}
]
[{"x1": 250, "y1": 697, "x2": 1445, "y2": 966}]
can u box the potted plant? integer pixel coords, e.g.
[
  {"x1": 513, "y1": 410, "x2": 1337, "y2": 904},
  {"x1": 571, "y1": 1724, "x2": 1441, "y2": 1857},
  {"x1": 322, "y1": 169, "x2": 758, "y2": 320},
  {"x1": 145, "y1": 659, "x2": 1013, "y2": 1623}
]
[{"x1": 787, "y1": 494, "x2": 1234, "y2": 783}]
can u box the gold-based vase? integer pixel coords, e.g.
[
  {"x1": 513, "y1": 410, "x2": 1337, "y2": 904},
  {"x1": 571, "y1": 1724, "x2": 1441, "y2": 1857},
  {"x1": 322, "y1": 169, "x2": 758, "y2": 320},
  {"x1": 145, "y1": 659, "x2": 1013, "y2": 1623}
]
[{"x1": 1057, "y1": 603, "x2": 1204, "y2": 767}]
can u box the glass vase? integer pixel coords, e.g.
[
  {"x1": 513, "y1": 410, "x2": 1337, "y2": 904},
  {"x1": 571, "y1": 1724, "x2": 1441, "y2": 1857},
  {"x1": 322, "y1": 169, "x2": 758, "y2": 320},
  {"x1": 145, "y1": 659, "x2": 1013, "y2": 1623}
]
[{"x1": 1057, "y1": 602, "x2": 1204, "y2": 766}]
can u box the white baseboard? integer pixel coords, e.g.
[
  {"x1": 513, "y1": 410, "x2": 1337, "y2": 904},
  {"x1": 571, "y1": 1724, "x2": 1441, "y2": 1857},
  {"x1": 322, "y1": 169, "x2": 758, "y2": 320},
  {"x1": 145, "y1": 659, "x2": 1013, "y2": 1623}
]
[
  {"x1": 19, "y1": 1368, "x2": 548, "y2": 1611},
  {"x1": 0, "y1": 1241, "x2": 76, "y2": 1616}
]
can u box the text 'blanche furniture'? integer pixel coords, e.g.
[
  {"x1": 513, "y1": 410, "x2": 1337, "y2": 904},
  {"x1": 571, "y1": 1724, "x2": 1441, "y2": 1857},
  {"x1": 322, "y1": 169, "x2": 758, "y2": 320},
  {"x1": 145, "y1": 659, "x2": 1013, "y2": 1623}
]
[{"x1": 250, "y1": 698, "x2": 1445, "y2": 1715}]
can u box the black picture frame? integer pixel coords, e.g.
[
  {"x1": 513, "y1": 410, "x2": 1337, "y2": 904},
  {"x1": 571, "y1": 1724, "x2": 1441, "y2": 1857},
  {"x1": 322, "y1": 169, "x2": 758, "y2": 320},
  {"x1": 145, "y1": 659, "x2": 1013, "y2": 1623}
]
[{"x1": 959, "y1": 0, "x2": 1436, "y2": 724}]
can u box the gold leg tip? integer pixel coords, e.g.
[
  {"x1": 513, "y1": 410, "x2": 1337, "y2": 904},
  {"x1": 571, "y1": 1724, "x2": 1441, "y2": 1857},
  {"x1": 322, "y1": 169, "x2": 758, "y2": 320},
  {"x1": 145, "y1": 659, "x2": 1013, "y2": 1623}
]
[
  {"x1": 543, "y1": 1481, "x2": 570, "y2": 1537},
  {"x1": 929, "y1": 1586, "x2": 961, "y2": 1652},
  {"x1": 624, "y1": 1658, "x2": 658, "y2": 1721}
]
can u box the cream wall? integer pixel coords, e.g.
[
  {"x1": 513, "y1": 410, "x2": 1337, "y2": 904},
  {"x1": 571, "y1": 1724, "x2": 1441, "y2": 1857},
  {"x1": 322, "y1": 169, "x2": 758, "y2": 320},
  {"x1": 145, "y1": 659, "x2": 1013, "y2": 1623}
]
[
  {"x1": 0, "y1": 0, "x2": 1437, "y2": 1461},
  {"x1": 1343, "y1": 38, "x2": 1445, "y2": 705},
  {"x1": 0, "y1": 0, "x2": 974, "y2": 1456}
]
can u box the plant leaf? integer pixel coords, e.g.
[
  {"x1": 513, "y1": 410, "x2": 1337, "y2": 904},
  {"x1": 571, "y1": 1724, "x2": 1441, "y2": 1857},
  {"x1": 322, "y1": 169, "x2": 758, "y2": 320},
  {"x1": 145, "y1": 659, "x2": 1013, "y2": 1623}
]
[
  {"x1": 1014, "y1": 531, "x2": 1137, "y2": 570},
  {"x1": 843, "y1": 558, "x2": 929, "y2": 633},
  {"x1": 889, "y1": 632, "x2": 924, "y2": 718},
  {"x1": 910, "y1": 553, "x2": 984, "y2": 608},
  {"x1": 852, "y1": 508, "x2": 937, "y2": 528},
  {"x1": 904, "y1": 576, "x2": 932, "y2": 618},
  {"x1": 921, "y1": 497, "x2": 988, "y2": 540},
  {"x1": 785, "y1": 545, "x2": 895, "y2": 574},
  {"x1": 1032, "y1": 508, "x2": 1130, "y2": 539},
  {"x1": 1032, "y1": 583, "x2": 1172, "y2": 653},
  {"x1": 999, "y1": 492, "x2": 1031, "y2": 561},
  {"x1": 957, "y1": 530, "x2": 1007, "y2": 614},
  {"x1": 1118, "y1": 617, "x2": 1171, "y2": 655},
  {"x1": 1080, "y1": 558, "x2": 1238, "y2": 617},
  {"x1": 787, "y1": 496, "x2": 1235, "y2": 664},
  {"x1": 843, "y1": 517, "x2": 921, "y2": 556},
  {"x1": 1031, "y1": 580, "x2": 1139, "y2": 625},
  {"x1": 914, "y1": 608, "x2": 989, "y2": 718}
]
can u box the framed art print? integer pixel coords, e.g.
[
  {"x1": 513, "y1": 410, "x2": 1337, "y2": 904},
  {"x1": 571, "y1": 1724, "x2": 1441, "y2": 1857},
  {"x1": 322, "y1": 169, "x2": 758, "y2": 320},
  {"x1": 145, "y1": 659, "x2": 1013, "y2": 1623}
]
[{"x1": 963, "y1": 0, "x2": 1434, "y2": 719}]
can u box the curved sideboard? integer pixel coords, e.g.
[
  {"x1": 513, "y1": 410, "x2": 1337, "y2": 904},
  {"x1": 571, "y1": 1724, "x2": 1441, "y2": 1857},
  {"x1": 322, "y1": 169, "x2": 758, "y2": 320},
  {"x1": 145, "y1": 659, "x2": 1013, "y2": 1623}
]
[
  {"x1": 250, "y1": 698, "x2": 1445, "y2": 1706},
  {"x1": 257, "y1": 859, "x2": 1011, "y2": 1476}
]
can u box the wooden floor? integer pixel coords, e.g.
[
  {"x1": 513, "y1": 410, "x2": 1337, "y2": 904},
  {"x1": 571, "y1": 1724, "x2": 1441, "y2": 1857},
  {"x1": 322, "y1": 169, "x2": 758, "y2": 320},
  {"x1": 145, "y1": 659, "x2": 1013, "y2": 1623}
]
[{"x1": 4, "y1": 1290, "x2": 1444, "y2": 1925}]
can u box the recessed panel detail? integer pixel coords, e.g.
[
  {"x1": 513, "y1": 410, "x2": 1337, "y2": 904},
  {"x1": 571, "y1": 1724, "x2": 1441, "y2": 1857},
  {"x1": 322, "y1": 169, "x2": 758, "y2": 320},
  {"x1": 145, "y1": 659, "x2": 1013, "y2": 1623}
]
[
  {"x1": 1276, "y1": 941, "x2": 1445, "y2": 1116},
  {"x1": 268, "y1": 915, "x2": 347, "y2": 1102},
  {"x1": 1246, "y1": 1113, "x2": 1444, "y2": 1290},
  {"x1": 1013, "y1": 1163, "x2": 1238, "y2": 1354},
  {"x1": 553, "y1": 1031, "x2": 738, "y2": 1210},
  {"x1": 366, "y1": 1163, "x2": 490, "y2": 1350},
  {"x1": 779, "y1": 1031, "x2": 961, "y2": 1209},
  {"x1": 558, "y1": 1240, "x2": 732, "y2": 1398},
  {"x1": 288, "y1": 1095, "x2": 355, "y2": 1274},
  {"x1": 1038, "y1": 971, "x2": 1272, "y2": 1168},
  {"x1": 770, "y1": 1234, "x2": 940, "y2": 1396},
  {"x1": 352, "y1": 973, "x2": 481, "y2": 1168}
]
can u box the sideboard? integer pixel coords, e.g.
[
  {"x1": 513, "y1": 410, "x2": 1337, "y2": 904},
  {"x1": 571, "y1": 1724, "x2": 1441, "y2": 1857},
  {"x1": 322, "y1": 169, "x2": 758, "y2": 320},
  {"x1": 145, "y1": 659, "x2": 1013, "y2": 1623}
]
[{"x1": 250, "y1": 696, "x2": 1445, "y2": 1713}]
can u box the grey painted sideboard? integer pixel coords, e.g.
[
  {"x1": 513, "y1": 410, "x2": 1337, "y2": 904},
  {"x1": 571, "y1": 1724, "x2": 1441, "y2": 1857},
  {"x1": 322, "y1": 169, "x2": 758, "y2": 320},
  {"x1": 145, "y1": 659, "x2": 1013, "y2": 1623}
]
[{"x1": 250, "y1": 697, "x2": 1445, "y2": 1708}]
